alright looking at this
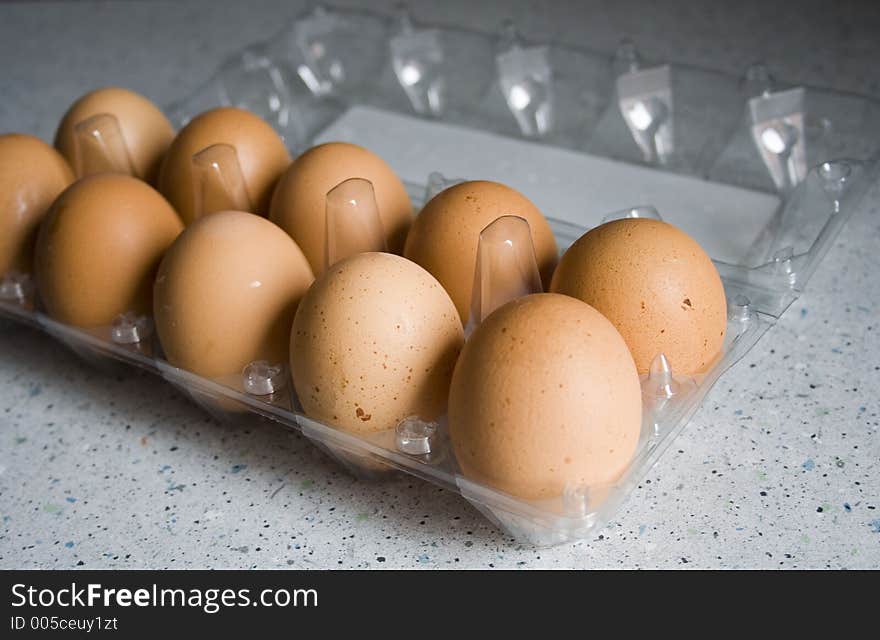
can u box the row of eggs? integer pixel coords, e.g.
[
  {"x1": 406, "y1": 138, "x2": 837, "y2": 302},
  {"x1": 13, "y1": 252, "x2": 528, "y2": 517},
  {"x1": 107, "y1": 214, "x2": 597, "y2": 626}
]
[{"x1": 1, "y1": 87, "x2": 727, "y2": 501}]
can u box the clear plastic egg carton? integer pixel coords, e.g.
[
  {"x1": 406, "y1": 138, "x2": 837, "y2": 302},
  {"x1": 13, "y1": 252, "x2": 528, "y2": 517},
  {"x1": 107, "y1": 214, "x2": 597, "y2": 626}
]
[{"x1": 3, "y1": 3, "x2": 880, "y2": 546}]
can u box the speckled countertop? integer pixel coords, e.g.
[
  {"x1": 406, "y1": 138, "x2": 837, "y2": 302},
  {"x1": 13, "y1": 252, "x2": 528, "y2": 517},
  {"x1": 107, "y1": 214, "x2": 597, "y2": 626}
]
[{"x1": 1, "y1": 0, "x2": 878, "y2": 569}]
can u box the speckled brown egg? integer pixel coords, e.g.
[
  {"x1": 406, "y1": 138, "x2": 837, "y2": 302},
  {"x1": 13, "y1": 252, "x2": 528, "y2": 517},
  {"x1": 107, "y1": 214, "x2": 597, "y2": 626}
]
[
  {"x1": 34, "y1": 174, "x2": 183, "y2": 327},
  {"x1": 0, "y1": 134, "x2": 74, "y2": 276},
  {"x1": 551, "y1": 218, "x2": 727, "y2": 375},
  {"x1": 404, "y1": 180, "x2": 558, "y2": 324},
  {"x1": 269, "y1": 142, "x2": 413, "y2": 276},
  {"x1": 448, "y1": 293, "x2": 642, "y2": 501},
  {"x1": 291, "y1": 252, "x2": 463, "y2": 434},
  {"x1": 54, "y1": 87, "x2": 174, "y2": 184},
  {"x1": 154, "y1": 210, "x2": 313, "y2": 379},
  {"x1": 159, "y1": 107, "x2": 291, "y2": 224}
]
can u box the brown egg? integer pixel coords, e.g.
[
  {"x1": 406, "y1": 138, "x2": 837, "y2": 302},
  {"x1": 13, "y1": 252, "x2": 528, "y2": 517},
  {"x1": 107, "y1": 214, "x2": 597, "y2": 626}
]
[
  {"x1": 291, "y1": 252, "x2": 463, "y2": 435},
  {"x1": 159, "y1": 107, "x2": 291, "y2": 224},
  {"x1": 54, "y1": 87, "x2": 174, "y2": 184},
  {"x1": 0, "y1": 134, "x2": 74, "y2": 276},
  {"x1": 404, "y1": 180, "x2": 558, "y2": 324},
  {"x1": 449, "y1": 293, "x2": 642, "y2": 500},
  {"x1": 551, "y1": 218, "x2": 727, "y2": 375},
  {"x1": 269, "y1": 142, "x2": 413, "y2": 276},
  {"x1": 154, "y1": 211, "x2": 313, "y2": 379},
  {"x1": 34, "y1": 174, "x2": 183, "y2": 327}
]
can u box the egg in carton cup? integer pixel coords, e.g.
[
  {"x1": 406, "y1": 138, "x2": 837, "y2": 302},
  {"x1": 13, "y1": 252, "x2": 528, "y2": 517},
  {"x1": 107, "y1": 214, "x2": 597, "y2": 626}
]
[
  {"x1": 33, "y1": 173, "x2": 182, "y2": 373},
  {"x1": 145, "y1": 105, "x2": 304, "y2": 418},
  {"x1": 0, "y1": 134, "x2": 73, "y2": 313},
  {"x1": 287, "y1": 175, "x2": 449, "y2": 477}
]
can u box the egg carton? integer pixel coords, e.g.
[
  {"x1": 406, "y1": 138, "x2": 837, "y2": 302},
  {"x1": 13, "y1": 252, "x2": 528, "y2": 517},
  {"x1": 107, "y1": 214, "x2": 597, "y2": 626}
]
[{"x1": 3, "y1": 3, "x2": 880, "y2": 547}]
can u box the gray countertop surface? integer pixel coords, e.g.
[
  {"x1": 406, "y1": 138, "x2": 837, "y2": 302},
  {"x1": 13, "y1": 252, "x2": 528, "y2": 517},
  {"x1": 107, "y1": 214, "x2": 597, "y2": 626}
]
[{"x1": 1, "y1": 0, "x2": 878, "y2": 569}]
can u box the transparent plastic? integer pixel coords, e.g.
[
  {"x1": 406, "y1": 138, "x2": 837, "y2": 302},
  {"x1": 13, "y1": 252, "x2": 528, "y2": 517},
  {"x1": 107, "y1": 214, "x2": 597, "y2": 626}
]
[
  {"x1": 424, "y1": 171, "x2": 463, "y2": 201},
  {"x1": 389, "y1": 11, "x2": 446, "y2": 117},
  {"x1": 110, "y1": 311, "x2": 153, "y2": 345},
  {"x1": 0, "y1": 271, "x2": 34, "y2": 307},
  {"x1": 242, "y1": 361, "x2": 287, "y2": 396},
  {"x1": 191, "y1": 143, "x2": 254, "y2": 216},
  {"x1": 749, "y1": 88, "x2": 806, "y2": 193},
  {"x1": 72, "y1": 112, "x2": 136, "y2": 178},
  {"x1": 616, "y1": 65, "x2": 674, "y2": 165},
  {"x1": 464, "y1": 215, "x2": 543, "y2": 337},
  {"x1": 323, "y1": 177, "x2": 386, "y2": 269},
  {"x1": 2, "y1": 4, "x2": 879, "y2": 546},
  {"x1": 495, "y1": 30, "x2": 554, "y2": 139}
]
